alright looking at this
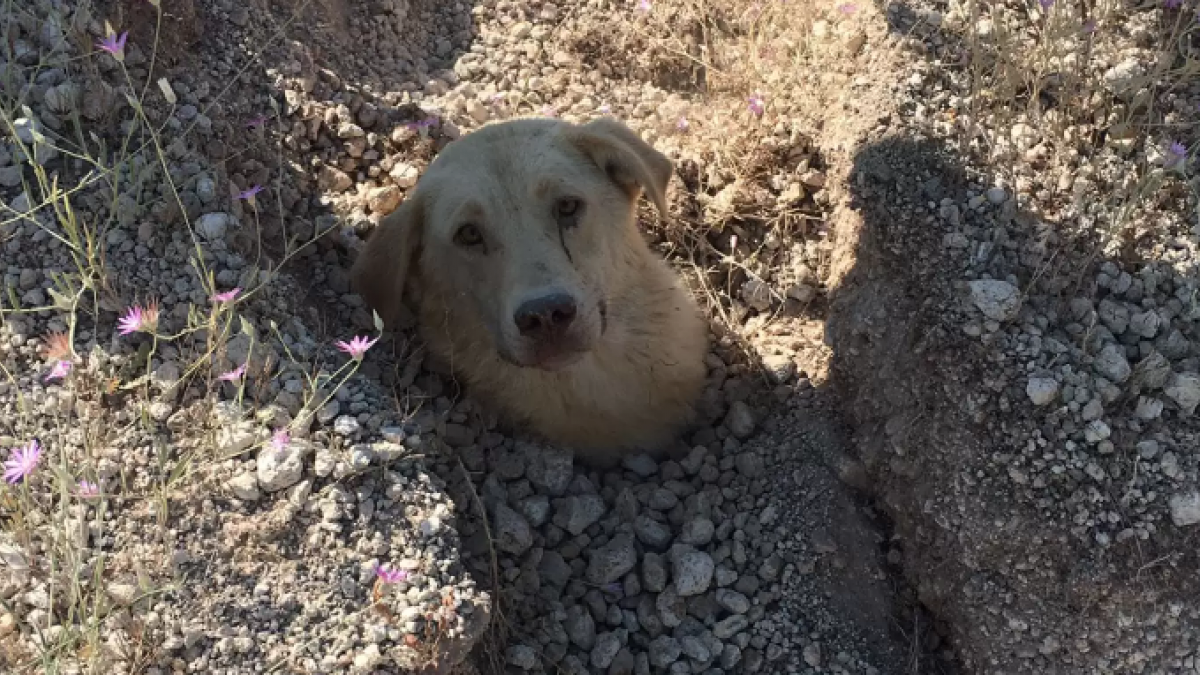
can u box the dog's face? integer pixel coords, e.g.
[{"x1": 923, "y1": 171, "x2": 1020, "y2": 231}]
[{"x1": 352, "y1": 117, "x2": 673, "y2": 370}]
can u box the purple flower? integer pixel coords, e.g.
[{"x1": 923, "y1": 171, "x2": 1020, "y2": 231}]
[
  {"x1": 636, "y1": 0, "x2": 651, "y2": 12},
  {"x1": 838, "y1": 3, "x2": 857, "y2": 13},
  {"x1": 375, "y1": 564, "x2": 410, "y2": 584},
  {"x1": 235, "y1": 185, "x2": 264, "y2": 201},
  {"x1": 211, "y1": 288, "x2": 241, "y2": 304},
  {"x1": 1039, "y1": 0, "x2": 1054, "y2": 10},
  {"x1": 77, "y1": 481, "x2": 100, "y2": 498},
  {"x1": 542, "y1": 105, "x2": 558, "y2": 118},
  {"x1": 246, "y1": 114, "x2": 269, "y2": 129},
  {"x1": 4, "y1": 440, "x2": 42, "y2": 484},
  {"x1": 336, "y1": 335, "x2": 379, "y2": 360},
  {"x1": 117, "y1": 302, "x2": 159, "y2": 336},
  {"x1": 599, "y1": 104, "x2": 612, "y2": 114},
  {"x1": 96, "y1": 31, "x2": 128, "y2": 61},
  {"x1": 45, "y1": 360, "x2": 72, "y2": 382},
  {"x1": 405, "y1": 118, "x2": 438, "y2": 131},
  {"x1": 748, "y1": 94, "x2": 765, "y2": 117},
  {"x1": 217, "y1": 363, "x2": 247, "y2": 382},
  {"x1": 1164, "y1": 0, "x2": 1182, "y2": 8},
  {"x1": 1164, "y1": 141, "x2": 1188, "y2": 170},
  {"x1": 270, "y1": 429, "x2": 290, "y2": 451},
  {"x1": 676, "y1": 117, "x2": 690, "y2": 132}
]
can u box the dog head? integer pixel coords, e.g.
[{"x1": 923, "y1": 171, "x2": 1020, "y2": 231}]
[{"x1": 351, "y1": 117, "x2": 672, "y2": 370}]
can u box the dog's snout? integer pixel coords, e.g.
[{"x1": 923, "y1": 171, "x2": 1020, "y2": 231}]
[{"x1": 514, "y1": 294, "x2": 578, "y2": 338}]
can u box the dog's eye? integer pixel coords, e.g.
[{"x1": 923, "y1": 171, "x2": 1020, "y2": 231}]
[
  {"x1": 454, "y1": 223, "x2": 484, "y2": 248},
  {"x1": 554, "y1": 197, "x2": 583, "y2": 227}
]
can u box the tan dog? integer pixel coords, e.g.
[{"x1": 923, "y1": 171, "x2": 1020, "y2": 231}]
[{"x1": 351, "y1": 117, "x2": 709, "y2": 466}]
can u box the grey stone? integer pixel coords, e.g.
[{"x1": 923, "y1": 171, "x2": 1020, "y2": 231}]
[
  {"x1": 587, "y1": 534, "x2": 638, "y2": 584},
  {"x1": 1168, "y1": 492, "x2": 1200, "y2": 527},
  {"x1": 1165, "y1": 373, "x2": 1200, "y2": 415},
  {"x1": 1025, "y1": 377, "x2": 1059, "y2": 406},
  {"x1": 642, "y1": 552, "x2": 668, "y2": 592},
  {"x1": 196, "y1": 212, "x2": 233, "y2": 241},
  {"x1": 493, "y1": 504, "x2": 534, "y2": 555},
  {"x1": 591, "y1": 632, "x2": 621, "y2": 669},
  {"x1": 524, "y1": 442, "x2": 573, "y2": 495},
  {"x1": 622, "y1": 453, "x2": 659, "y2": 477},
  {"x1": 1094, "y1": 343, "x2": 1132, "y2": 383},
  {"x1": 565, "y1": 604, "x2": 596, "y2": 650},
  {"x1": 634, "y1": 515, "x2": 673, "y2": 549},
  {"x1": 713, "y1": 614, "x2": 749, "y2": 639},
  {"x1": 554, "y1": 495, "x2": 608, "y2": 535},
  {"x1": 968, "y1": 279, "x2": 1020, "y2": 321},
  {"x1": 506, "y1": 644, "x2": 537, "y2": 670},
  {"x1": 648, "y1": 636, "x2": 682, "y2": 668},
  {"x1": 656, "y1": 586, "x2": 686, "y2": 628},
  {"x1": 671, "y1": 548, "x2": 714, "y2": 596},
  {"x1": 724, "y1": 401, "x2": 756, "y2": 439},
  {"x1": 608, "y1": 648, "x2": 634, "y2": 675},
  {"x1": 679, "y1": 518, "x2": 715, "y2": 546},
  {"x1": 715, "y1": 588, "x2": 751, "y2": 614}
]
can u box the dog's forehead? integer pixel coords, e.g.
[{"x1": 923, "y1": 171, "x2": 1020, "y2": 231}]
[{"x1": 423, "y1": 120, "x2": 595, "y2": 211}]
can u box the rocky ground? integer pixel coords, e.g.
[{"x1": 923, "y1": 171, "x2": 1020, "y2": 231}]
[{"x1": 1, "y1": 0, "x2": 1198, "y2": 674}]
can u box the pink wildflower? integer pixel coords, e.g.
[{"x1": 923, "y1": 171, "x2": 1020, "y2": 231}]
[
  {"x1": 4, "y1": 440, "x2": 42, "y2": 484},
  {"x1": 211, "y1": 288, "x2": 241, "y2": 304},
  {"x1": 235, "y1": 185, "x2": 264, "y2": 201},
  {"x1": 96, "y1": 32, "x2": 128, "y2": 61},
  {"x1": 217, "y1": 363, "x2": 247, "y2": 382},
  {"x1": 336, "y1": 335, "x2": 379, "y2": 360},
  {"x1": 45, "y1": 360, "x2": 72, "y2": 382},
  {"x1": 748, "y1": 94, "x2": 765, "y2": 117},
  {"x1": 77, "y1": 481, "x2": 100, "y2": 498},
  {"x1": 117, "y1": 301, "x2": 159, "y2": 336},
  {"x1": 375, "y1": 564, "x2": 410, "y2": 584}
]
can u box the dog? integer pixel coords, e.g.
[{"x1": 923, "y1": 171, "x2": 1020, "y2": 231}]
[{"x1": 351, "y1": 117, "x2": 709, "y2": 466}]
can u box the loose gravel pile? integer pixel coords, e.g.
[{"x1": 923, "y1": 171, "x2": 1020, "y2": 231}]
[{"x1": 2, "y1": 0, "x2": 1198, "y2": 672}]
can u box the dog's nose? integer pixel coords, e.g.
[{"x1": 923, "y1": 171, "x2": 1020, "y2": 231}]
[{"x1": 514, "y1": 293, "x2": 578, "y2": 338}]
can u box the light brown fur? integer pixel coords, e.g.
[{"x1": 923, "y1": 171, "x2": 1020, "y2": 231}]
[{"x1": 351, "y1": 117, "x2": 708, "y2": 467}]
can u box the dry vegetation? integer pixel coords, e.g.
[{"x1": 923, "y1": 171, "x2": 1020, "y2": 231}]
[{"x1": 1, "y1": 0, "x2": 1198, "y2": 673}]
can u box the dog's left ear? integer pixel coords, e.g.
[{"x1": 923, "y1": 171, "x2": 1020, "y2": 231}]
[{"x1": 566, "y1": 117, "x2": 673, "y2": 220}]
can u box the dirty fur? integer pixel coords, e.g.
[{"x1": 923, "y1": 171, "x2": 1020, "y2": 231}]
[{"x1": 352, "y1": 117, "x2": 709, "y2": 466}]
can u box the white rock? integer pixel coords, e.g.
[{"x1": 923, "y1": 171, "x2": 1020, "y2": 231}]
[
  {"x1": 968, "y1": 279, "x2": 1020, "y2": 321},
  {"x1": 1025, "y1": 377, "x2": 1058, "y2": 406},
  {"x1": 228, "y1": 473, "x2": 261, "y2": 501},
  {"x1": 1083, "y1": 420, "x2": 1110, "y2": 443},
  {"x1": 1168, "y1": 493, "x2": 1200, "y2": 527},
  {"x1": 257, "y1": 445, "x2": 304, "y2": 492}
]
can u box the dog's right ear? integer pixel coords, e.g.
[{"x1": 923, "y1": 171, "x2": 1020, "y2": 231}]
[{"x1": 351, "y1": 195, "x2": 424, "y2": 328}]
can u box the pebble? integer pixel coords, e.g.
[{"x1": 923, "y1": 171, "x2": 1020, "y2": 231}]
[
  {"x1": 1164, "y1": 373, "x2": 1200, "y2": 415},
  {"x1": 196, "y1": 212, "x2": 233, "y2": 241},
  {"x1": 257, "y1": 445, "x2": 304, "y2": 492},
  {"x1": 553, "y1": 495, "x2": 608, "y2": 535},
  {"x1": 493, "y1": 504, "x2": 534, "y2": 555},
  {"x1": 1093, "y1": 344, "x2": 1131, "y2": 384},
  {"x1": 724, "y1": 401, "x2": 756, "y2": 439},
  {"x1": 968, "y1": 279, "x2": 1020, "y2": 321},
  {"x1": 1168, "y1": 493, "x2": 1200, "y2": 527},
  {"x1": 1025, "y1": 377, "x2": 1059, "y2": 406},
  {"x1": 587, "y1": 534, "x2": 638, "y2": 584},
  {"x1": 670, "y1": 547, "x2": 714, "y2": 596}
]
